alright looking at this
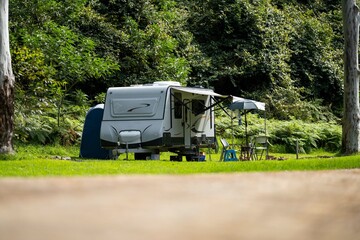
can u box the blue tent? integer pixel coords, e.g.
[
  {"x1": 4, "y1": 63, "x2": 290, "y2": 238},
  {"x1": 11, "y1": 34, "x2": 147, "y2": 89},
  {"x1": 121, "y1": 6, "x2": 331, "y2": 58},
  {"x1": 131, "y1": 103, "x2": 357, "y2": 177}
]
[{"x1": 80, "y1": 104, "x2": 116, "y2": 159}]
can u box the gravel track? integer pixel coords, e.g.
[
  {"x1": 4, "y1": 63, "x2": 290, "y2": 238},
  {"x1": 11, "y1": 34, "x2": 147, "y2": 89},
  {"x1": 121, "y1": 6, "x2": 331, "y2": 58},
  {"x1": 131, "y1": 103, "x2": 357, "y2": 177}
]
[{"x1": 0, "y1": 169, "x2": 360, "y2": 240}]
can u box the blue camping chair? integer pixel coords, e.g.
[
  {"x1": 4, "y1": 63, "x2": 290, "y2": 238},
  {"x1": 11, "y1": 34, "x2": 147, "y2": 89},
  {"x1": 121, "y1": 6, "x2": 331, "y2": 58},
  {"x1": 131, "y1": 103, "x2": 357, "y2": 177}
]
[{"x1": 220, "y1": 138, "x2": 238, "y2": 161}]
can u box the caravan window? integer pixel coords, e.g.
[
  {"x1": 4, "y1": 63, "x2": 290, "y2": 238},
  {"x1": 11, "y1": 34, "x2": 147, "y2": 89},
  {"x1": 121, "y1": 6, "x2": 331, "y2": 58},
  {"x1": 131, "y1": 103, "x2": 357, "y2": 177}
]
[
  {"x1": 111, "y1": 98, "x2": 159, "y2": 117},
  {"x1": 192, "y1": 99, "x2": 205, "y2": 115}
]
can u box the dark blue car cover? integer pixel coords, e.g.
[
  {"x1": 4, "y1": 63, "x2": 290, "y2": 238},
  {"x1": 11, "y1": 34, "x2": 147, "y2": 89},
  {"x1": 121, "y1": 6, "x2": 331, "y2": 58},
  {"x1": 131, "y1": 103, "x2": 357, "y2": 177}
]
[{"x1": 80, "y1": 104, "x2": 116, "y2": 159}]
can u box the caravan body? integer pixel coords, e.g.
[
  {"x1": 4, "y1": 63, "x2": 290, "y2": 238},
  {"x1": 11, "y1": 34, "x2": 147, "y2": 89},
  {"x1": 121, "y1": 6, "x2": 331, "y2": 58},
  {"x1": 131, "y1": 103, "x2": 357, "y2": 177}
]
[{"x1": 100, "y1": 81, "x2": 225, "y2": 159}]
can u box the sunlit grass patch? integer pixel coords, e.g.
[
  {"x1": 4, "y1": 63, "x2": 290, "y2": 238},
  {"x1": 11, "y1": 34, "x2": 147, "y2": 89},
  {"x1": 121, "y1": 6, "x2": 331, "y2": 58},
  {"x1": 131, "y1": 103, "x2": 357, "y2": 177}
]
[{"x1": 0, "y1": 144, "x2": 359, "y2": 177}]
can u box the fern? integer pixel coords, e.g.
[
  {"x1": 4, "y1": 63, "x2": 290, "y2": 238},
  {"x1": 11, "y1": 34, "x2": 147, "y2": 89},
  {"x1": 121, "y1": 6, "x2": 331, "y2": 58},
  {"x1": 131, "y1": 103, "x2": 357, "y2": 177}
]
[{"x1": 216, "y1": 112, "x2": 342, "y2": 153}]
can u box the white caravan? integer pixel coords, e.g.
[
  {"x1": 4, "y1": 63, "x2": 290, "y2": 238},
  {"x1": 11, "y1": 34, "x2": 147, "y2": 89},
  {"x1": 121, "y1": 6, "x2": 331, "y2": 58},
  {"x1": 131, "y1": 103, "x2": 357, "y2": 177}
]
[{"x1": 100, "y1": 81, "x2": 229, "y2": 160}]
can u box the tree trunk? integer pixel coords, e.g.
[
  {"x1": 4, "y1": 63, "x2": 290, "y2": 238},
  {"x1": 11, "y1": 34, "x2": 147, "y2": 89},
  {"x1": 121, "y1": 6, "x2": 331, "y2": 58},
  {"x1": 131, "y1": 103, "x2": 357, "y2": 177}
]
[
  {"x1": 0, "y1": 0, "x2": 15, "y2": 154},
  {"x1": 342, "y1": 0, "x2": 360, "y2": 154}
]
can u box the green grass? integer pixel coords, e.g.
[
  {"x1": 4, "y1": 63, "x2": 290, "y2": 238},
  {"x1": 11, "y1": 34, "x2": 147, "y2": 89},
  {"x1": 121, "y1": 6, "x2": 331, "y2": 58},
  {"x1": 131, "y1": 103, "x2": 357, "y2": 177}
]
[{"x1": 0, "y1": 144, "x2": 359, "y2": 177}]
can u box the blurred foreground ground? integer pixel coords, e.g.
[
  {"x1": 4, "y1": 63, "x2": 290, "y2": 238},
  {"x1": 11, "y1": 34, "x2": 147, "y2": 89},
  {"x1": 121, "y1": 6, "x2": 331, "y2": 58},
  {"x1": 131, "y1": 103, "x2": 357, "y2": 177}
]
[{"x1": 0, "y1": 170, "x2": 359, "y2": 240}]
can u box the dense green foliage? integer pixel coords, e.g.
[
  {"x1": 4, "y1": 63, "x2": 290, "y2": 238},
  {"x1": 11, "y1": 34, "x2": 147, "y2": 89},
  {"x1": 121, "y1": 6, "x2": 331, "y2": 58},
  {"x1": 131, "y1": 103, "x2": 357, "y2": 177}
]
[
  {"x1": 215, "y1": 111, "x2": 341, "y2": 153},
  {"x1": 9, "y1": 0, "x2": 344, "y2": 149}
]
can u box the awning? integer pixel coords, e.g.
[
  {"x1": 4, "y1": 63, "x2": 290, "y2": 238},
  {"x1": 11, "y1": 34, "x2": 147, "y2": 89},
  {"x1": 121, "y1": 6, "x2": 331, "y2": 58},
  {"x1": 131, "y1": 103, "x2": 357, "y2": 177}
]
[{"x1": 172, "y1": 86, "x2": 227, "y2": 98}]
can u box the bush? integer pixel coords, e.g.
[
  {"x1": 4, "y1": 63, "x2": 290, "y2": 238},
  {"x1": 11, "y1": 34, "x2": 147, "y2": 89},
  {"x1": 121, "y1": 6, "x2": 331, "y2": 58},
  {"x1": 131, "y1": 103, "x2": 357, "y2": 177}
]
[
  {"x1": 14, "y1": 90, "x2": 88, "y2": 146},
  {"x1": 268, "y1": 120, "x2": 341, "y2": 153},
  {"x1": 215, "y1": 110, "x2": 341, "y2": 153}
]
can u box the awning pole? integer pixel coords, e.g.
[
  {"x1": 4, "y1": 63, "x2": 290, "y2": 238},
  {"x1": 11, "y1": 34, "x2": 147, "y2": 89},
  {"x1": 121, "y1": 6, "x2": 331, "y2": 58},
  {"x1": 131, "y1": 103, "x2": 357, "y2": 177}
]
[
  {"x1": 265, "y1": 110, "x2": 267, "y2": 135},
  {"x1": 245, "y1": 111, "x2": 248, "y2": 146},
  {"x1": 231, "y1": 110, "x2": 234, "y2": 147}
]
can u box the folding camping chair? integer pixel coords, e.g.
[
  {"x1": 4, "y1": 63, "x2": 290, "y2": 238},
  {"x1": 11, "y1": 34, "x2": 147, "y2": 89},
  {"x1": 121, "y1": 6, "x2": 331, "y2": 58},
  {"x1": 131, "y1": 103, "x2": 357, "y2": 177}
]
[
  {"x1": 220, "y1": 138, "x2": 238, "y2": 161},
  {"x1": 251, "y1": 136, "x2": 269, "y2": 160}
]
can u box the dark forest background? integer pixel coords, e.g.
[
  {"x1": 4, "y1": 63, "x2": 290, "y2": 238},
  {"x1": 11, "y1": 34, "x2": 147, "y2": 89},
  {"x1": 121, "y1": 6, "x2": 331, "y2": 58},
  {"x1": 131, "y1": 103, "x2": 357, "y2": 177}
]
[{"x1": 10, "y1": 0, "x2": 344, "y2": 147}]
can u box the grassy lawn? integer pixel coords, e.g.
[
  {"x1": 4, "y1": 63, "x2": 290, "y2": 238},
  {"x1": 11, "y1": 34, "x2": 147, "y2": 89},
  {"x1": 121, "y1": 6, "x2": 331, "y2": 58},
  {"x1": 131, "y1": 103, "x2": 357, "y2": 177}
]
[{"x1": 0, "y1": 144, "x2": 359, "y2": 177}]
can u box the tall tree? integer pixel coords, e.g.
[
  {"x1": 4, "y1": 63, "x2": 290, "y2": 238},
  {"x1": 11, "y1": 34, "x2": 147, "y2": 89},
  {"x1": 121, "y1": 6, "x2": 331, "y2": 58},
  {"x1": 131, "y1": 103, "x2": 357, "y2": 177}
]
[
  {"x1": 342, "y1": 0, "x2": 360, "y2": 154},
  {"x1": 0, "y1": 0, "x2": 14, "y2": 154}
]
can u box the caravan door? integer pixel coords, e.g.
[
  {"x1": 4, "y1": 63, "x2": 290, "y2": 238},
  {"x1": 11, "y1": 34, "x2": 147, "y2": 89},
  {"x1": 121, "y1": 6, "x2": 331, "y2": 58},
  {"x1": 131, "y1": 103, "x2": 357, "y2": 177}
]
[
  {"x1": 171, "y1": 90, "x2": 192, "y2": 149},
  {"x1": 171, "y1": 91, "x2": 186, "y2": 147},
  {"x1": 183, "y1": 97, "x2": 207, "y2": 149}
]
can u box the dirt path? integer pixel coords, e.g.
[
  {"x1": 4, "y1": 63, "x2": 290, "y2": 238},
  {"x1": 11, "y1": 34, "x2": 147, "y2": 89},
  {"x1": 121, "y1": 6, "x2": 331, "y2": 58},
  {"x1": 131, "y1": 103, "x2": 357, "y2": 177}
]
[{"x1": 0, "y1": 170, "x2": 360, "y2": 240}]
